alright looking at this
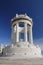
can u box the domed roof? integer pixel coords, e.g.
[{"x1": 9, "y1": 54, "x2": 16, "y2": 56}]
[
  {"x1": 11, "y1": 14, "x2": 32, "y2": 26},
  {"x1": 11, "y1": 14, "x2": 32, "y2": 22}
]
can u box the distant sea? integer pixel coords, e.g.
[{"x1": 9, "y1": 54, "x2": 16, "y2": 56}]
[{"x1": 41, "y1": 51, "x2": 43, "y2": 55}]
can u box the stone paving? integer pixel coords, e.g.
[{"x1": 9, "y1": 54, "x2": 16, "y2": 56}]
[{"x1": 0, "y1": 57, "x2": 43, "y2": 65}]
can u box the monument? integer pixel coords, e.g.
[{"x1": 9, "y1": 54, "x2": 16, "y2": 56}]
[{"x1": 3, "y1": 14, "x2": 42, "y2": 58}]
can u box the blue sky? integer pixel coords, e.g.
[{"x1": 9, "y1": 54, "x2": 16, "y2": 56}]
[{"x1": 0, "y1": 0, "x2": 43, "y2": 49}]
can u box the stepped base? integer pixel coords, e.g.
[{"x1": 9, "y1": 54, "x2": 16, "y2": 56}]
[{"x1": 3, "y1": 42, "x2": 42, "y2": 58}]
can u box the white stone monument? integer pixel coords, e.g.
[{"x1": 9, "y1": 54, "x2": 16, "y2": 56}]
[{"x1": 3, "y1": 14, "x2": 42, "y2": 58}]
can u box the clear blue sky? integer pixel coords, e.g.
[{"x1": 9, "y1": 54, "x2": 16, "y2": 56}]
[{"x1": 0, "y1": 0, "x2": 43, "y2": 45}]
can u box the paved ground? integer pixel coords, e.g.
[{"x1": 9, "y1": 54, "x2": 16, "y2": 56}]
[{"x1": 0, "y1": 57, "x2": 43, "y2": 65}]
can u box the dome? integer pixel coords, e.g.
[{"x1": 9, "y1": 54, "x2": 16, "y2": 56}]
[{"x1": 11, "y1": 14, "x2": 32, "y2": 25}]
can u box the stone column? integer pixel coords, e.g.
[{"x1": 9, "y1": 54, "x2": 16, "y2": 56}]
[
  {"x1": 29, "y1": 25, "x2": 33, "y2": 44},
  {"x1": 11, "y1": 25, "x2": 14, "y2": 43},
  {"x1": 16, "y1": 23, "x2": 19, "y2": 42},
  {"x1": 24, "y1": 23, "x2": 27, "y2": 42}
]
